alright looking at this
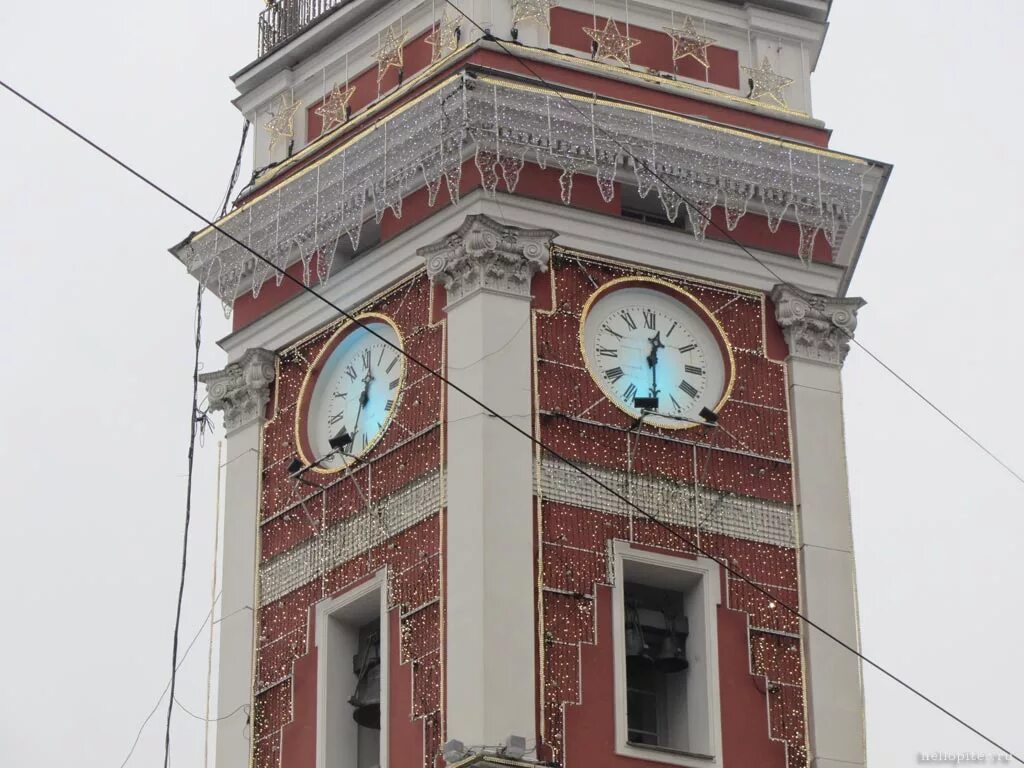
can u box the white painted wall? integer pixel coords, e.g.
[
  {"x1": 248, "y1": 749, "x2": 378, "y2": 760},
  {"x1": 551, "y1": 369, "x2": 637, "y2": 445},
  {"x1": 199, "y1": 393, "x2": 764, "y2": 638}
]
[
  {"x1": 215, "y1": 419, "x2": 263, "y2": 768},
  {"x1": 442, "y1": 274, "x2": 538, "y2": 747},
  {"x1": 787, "y1": 357, "x2": 866, "y2": 768}
]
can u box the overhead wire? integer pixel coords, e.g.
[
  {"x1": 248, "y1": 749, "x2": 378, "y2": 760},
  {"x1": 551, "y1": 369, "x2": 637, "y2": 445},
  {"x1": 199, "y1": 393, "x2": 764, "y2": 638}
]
[
  {"x1": 1, "y1": 65, "x2": 1020, "y2": 763},
  {"x1": 161, "y1": 278, "x2": 205, "y2": 768},
  {"x1": 117, "y1": 591, "x2": 222, "y2": 768}
]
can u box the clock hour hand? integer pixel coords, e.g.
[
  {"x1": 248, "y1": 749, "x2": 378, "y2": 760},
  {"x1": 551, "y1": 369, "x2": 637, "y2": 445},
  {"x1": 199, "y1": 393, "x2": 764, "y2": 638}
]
[{"x1": 646, "y1": 331, "x2": 664, "y2": 398}]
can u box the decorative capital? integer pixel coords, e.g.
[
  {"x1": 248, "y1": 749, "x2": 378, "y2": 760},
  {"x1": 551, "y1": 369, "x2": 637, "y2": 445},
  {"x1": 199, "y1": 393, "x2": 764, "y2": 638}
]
[
  {"x1": 771, "y1": 285, "x2": 865, "y2": 365},
  {"x1": 420, "y1": 214, "x2": 557, "y2": 306},
  {"x1": 200, "y1": 348, "x2": 277, "y2": 432}
]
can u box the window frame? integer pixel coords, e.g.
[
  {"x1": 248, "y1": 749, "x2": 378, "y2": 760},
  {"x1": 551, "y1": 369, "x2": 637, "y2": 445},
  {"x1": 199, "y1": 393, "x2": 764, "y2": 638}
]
[
  {"x1": 315, "y1": 568, "x2": 390, "y2": 768},
  {"x1": 611, "y1": 542, "x2": 723, "y2": 768}
]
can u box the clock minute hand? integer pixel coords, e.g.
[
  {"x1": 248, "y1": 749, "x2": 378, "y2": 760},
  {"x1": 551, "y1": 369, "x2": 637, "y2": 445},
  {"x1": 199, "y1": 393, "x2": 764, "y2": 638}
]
[
  {"x1": 646, "y1": 331, "x2": 664, "y2": 398},
  {"x1": 348, "y1": 371, "x2": 373, "y2": 444}
]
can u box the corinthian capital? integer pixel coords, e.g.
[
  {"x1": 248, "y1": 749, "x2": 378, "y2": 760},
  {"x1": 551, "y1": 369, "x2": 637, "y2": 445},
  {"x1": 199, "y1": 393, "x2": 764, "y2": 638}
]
[
  {"x1": 420, "y1": 214, "x2": 557, "y2": 306},
  {"x1": 771, "y1": 285, "x2": 865, "y2": 365},
  {"x1": 200, "y1": 348, "x2": 277, "y2": 432}
]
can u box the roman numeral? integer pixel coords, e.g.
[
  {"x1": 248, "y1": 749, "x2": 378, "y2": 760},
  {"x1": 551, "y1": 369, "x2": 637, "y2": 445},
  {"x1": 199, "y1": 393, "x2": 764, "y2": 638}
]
[
  {"x1": 678, "y1": 379, "x2": 698, "y2": 398},
  {"x1": 685, "y1": 365, "x2": 704, "y2": 375},
  {"x1": 389, "y1": 378, "x2": 400, "y2": 390},
  {"x1": 669, "y1": 394, "x2": 682, "y2": 412},
  {"x1": 601, "y1": 325, "x2": 624, "y2": 340},
  {"x1": 596, "y1": 346, "x2": 618, "y2": 358},
  {"x1": 362, "y1": 433, "x2": 369, "y2": 449},
  {"x1": 377, "y1": 348, "x2": 386, "y2": 365},
  {"x1": 345, "y1": 364, "x2": 358, "y2": 381},
  {"x1": 386, "y1": 356, "x2": 399, "y2": 374},
  {"x1": 385, "y1": 399, "x2": 395, "y2": 411},
  {"x1": 642, "y1": 309, "x2": 656, "y2": 330},
  {"x1": 621, "y1": 311, "x2": 637, "y2": 330},
  {"x1": 623, "y1": 383, "x2": 638, "y2": 402},
  {"x1": 361, "y1": 349, "x2": 371, "y2": 370},
  {"x1": 678, "y1": 344, "x2": 697, "y2": 354},
  {"x1": 332, "y1": 391, "x2": 347, "y2": 399},
  {"x1": 604, "y1": 366, "x2": 625, "y2": 383},
  {"x1": 666, "y1": 321, "x2": 678, "y2": 338},
  {"x1": 328, "y1": 412, "x2": 345, "y2": 425}
]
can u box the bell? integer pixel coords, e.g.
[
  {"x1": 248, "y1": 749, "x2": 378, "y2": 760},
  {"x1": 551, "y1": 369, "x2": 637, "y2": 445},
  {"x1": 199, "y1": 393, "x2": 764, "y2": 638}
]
[
  {"x1": 349, "y1": 635, "x2": 382, "y2": 730},
  {"x1": 625, "y1": 603, "x2": 653, "y2": 669},
  {"x1": 655, "y1": 615, "x2": 689, "y2": 673}
]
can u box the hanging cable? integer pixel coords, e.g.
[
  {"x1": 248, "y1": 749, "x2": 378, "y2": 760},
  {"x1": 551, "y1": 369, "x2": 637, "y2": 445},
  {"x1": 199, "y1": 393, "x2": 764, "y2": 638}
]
[
  {"x1": 217, "y1": 118, "x2": 251, "y2": 219},
  {"x1": 162, "y1": 279, "x2": 204, "y2": 768},
  {"x1": 117, "y1": 591, "x2": 222, "y2": 768},
  {"x1": 1, "y1": 75, "x2": 1020, "y2": 762}
]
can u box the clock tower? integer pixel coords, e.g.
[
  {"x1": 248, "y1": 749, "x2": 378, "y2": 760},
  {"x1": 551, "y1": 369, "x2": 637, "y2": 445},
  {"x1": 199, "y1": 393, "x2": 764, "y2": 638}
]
[{"x1": 177, "y1": 2, "x2": 888, "y2": 768}]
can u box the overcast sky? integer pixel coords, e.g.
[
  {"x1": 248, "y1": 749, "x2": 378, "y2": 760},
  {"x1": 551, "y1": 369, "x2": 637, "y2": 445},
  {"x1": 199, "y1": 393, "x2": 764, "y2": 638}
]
[{"x1": 1, "y1": 1, "x2": 1021, "y2": 766}]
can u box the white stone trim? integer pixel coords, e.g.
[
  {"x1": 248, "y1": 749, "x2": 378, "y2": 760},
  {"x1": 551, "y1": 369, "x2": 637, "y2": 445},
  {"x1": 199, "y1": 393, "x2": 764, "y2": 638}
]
[
  {"x1": 259, "y1": 470, "x2": 441, "y2": 606},
  {"x1": 538, "y1": 457, "x2": 796, "y2": 549},
  {"x1": 611, "y1": 542, "x2": 723, "y2": 768},
  {"x1": 218, "y1": 191, "x2": 846, "y2": 360}
]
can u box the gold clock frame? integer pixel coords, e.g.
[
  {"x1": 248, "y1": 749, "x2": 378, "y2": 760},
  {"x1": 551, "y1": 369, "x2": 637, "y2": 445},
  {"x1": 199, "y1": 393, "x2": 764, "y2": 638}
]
[
  {"x1": 294, "y1": 311, "x2": 408, "y2": 472},
  {"x1": 578, "y1": 275, "x2": 736, "y2": 430}
]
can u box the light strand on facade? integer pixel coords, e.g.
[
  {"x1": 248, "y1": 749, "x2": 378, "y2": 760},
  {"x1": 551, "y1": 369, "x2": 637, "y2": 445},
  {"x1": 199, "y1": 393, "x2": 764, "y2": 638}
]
[{"x1": 2, "y1": 75, "x2": 1020, "y2": 764}]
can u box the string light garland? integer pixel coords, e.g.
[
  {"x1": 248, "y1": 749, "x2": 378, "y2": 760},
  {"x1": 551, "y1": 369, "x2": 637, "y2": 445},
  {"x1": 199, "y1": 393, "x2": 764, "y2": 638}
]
[
  {"x1": 742, "y1": 56, "x2": 794, "y2": 107},
  {"x1": 511, "y1": 0, "x2": 558, "y2": 28},
  {"x1": 3, "y1": 43, "x2": 1022, "y2": 765},
  {"x1": 583, "y1": 17, "x2": 641, "y2": 65},
  {"x1": 425, "y1": 11, "x2": 460, "y2": 62},
  {"x1": 665, "y1": 15, "x2": 715, "y2": 69},
  {"x1": 314, "y1": 82, "x2": 356, "y2": 134},
  {"x1": 375, "y1": 24, "x2": 407, "y2": 86},
  {"x1": 265, "y1": 92, "x2": 302, "y2": 152}
]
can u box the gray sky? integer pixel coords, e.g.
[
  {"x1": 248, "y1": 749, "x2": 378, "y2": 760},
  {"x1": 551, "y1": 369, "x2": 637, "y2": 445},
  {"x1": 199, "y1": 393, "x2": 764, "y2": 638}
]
[{"x1": 1, "y1": 1, "x2": 1021, "y2": 766}]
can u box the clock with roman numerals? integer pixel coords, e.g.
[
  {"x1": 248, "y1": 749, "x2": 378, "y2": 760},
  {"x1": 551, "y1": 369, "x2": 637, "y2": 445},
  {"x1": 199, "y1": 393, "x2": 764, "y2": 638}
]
[
  {"x1": 580, "y1": 277, "x2": 733, "y2": 429},
  {"x1": 296, "y1": 313, "x2": 407, "y2": 471}
]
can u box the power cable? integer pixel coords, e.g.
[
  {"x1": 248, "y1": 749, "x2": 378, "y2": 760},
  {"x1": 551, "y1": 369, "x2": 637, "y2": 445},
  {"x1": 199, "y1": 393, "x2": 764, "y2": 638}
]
[
  {"x1": 161, "y1": 278, "x2": 205, "y2": 768},
  {"x1": 218, "y1": 118, "x2": 251, "y2": 219},
  {"x1": 1, "y1": 75, "x2": 1019, "y2": 762},
  {"x1": 117, "y1": 591, "x2": 222, "y2": 768}
]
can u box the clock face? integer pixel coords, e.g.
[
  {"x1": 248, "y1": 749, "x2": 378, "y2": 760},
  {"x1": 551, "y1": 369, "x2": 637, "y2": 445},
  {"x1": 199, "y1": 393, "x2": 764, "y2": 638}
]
[
  {"x1": 581, "y1": 280, "x2": 732, "y2": 429},
  {"x1": 298, "y1": 315, "x2": 406, "y2": 471}
]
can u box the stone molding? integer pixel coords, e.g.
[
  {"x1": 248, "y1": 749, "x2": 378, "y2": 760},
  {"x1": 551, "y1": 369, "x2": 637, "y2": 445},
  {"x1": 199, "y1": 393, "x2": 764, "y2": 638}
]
[
  {"x1": 200, "y1": 348, "x2": 277, "y2": 432},
  {"x1": 771, "y1": 285, "x2": 865, "y2": 365},
  {"x1": 420, "y1": 214, "x2": 557, "y2": 306}
]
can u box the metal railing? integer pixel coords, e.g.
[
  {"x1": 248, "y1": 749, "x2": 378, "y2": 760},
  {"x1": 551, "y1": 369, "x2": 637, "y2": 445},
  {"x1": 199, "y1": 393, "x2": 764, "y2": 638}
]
[{"x1": 258, "y1": 0, "x2": 351, "y2": 57}]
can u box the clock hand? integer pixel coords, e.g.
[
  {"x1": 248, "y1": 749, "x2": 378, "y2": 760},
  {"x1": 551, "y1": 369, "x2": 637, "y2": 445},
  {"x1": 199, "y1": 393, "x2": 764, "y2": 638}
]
[
  {"x1": 348, "y1": 369, "x2": 374, "y2": 445},
  {"x1": 646, "y1": 331, "x2": 664, "y2": 398}
]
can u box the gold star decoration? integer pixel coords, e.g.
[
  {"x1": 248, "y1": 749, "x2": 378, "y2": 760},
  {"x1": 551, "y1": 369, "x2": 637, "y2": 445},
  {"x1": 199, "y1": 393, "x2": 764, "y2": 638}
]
[
  {"x1": 511, "y1": 0, "x2": 558, "y2": 28},
  {"x1": 314, "y1": 82, "x2": 356, "y2": 134},
  {"x1": 375, "y1": 25, "x2": 407, "y2": 86},
  {"x1": 265, "y1": 93, "x2": 302, "y2": 152},
  {"x1": 425, "y1": 11, "x2": 460, "y2": 62},
  {"x1": 742, "y1": 56, "x2": 794, "y2": 107},
  {"x1": 583, "y1": 18, "x2": 641, "y2": 66},
  {"x1": 664, "y1": 16, "x2": 715, "y2": 69}
]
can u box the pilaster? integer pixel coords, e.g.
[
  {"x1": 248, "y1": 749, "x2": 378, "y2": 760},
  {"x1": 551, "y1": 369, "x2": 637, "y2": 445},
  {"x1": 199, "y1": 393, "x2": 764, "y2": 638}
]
[
  {"x1": 771, "y1": 284, "x2": 866, "y2": 768},
  {"x1": 420, "y1": 214, "x2": 556, "y2": 749},
  {"x1": 200, "y1": 348, "x2": 277, "y2": 768}
]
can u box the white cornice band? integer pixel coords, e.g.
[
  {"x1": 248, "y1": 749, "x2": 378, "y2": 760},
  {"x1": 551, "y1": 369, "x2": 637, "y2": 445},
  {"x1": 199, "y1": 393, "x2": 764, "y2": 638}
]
[{"x1": 177, "y1": 74, "x2": 867, "y2": 310}]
